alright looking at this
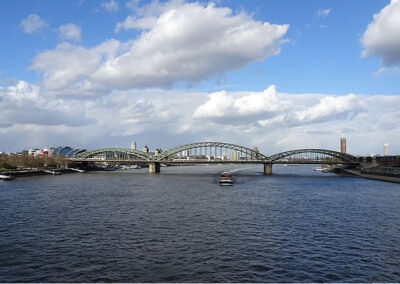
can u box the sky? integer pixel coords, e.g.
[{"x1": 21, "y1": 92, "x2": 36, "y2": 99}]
[{"x1": 0, "y1": 0, "x2": 399, "y2": 155}]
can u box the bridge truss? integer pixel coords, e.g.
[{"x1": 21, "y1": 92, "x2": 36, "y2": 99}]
[
  {"x1": 72, "y1": 142, "x2": 359, "y2": 165},
  {"x1": 268, "y1": 149, "x2": 359, "y2": 164},
  {"x1": 74, "y1": 148, "x2": 153, "y2": 161},
  {"x1": 154, "y1": 141, "x2": 268, "y2": 161}
]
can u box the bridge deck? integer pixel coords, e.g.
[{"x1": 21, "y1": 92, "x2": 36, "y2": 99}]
[{"x1": 71, "y1": 159, "x2": 356, "y2": 165}]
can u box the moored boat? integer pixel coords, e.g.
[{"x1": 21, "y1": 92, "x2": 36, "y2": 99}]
[
  {"x1": 104, "y1": 165, "x2": 116, "y2": 171},
  {"x1": 219, "y1": 171, "x2": 233, "y2": 185},
  {"x1": 0, "y1": 174, "x2": 14, "y2": 181}
]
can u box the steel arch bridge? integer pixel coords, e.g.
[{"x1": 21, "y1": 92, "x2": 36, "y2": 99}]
[
  {"x1": 154, "y1": 141, "x2": 269, "y2": 161},
  {"x1": 71, "y1": 142, "x2": 359, "y2": 166},
  {"x1": 269, "y1": 149, "x2": 359, "y2": 164},
  {"x1": 74, "y1": 147, "x2": 153, "y2": 161}
]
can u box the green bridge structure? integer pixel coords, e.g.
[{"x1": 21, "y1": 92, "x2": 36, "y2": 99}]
[{"x1": 71, "y1": 141, "x2": 359, "y2": 174}]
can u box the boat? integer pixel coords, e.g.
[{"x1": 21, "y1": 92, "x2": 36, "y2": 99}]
[
  {"x1": 41, "y1": 169, "x2": 62, "y2": 175},
  {"x1": 314, "y1": 164, "x2": 332, "y2": 172},
  {"x1": 104, "y1": 165, "x2": 116, "y2": 171},
  {"x1": 219, "y1": 171, "x2": 233, "y2": 185},
  {"x1": 0, "y1": 174, "x2": 14, "y2": 181}
]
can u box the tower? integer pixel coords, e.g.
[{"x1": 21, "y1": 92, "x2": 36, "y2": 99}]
[
  {"x1": 340, "y1": 132, "x2": 346, "y2": 154},
  {"x1": 130, "y1": 141, "x2": 137, "y2": 150},
  {"x1": 142, "y1": 145, "x2": 149, "y2": 153},
  {"x1": 384, "y1": 143, "x2": 389, "y2": 156}
]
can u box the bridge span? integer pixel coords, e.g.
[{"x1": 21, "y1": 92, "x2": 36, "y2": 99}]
[{"x1": 71, "y1": 142, "x2": 359, "y2": 174}]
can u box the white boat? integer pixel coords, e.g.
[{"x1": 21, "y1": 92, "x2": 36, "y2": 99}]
[
  {"x1": 0, "y1": 174, "x2": 14, "y2": 181},
  {"x1": 314, "y1": 164, "x2": 331, "y2": 172},
  {"x1": 219, "y1": 171, "x2": 233, "y2": 185}
]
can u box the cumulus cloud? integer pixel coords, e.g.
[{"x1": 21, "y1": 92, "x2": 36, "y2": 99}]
[
  {"x1": 116, "y1": 0, "x2": 185, "y2": 31},
  {"x1": 362, "y1": 0, "x2": 400, "y2": 66},
  {"x1": 1, "y1": 83, "x2": 400, "y2": 154},
  {"x1": 101, "y1": 0, "x2": 119, "y2": 12},
  {"x1": 30, "y1": 40, "x2": 124, "y2": 95},
  {"x1": 31, "y1": 1, "x2": 288, "y2": 94},
  {"x1": 194, "y1": 86, "x2": 362, "y2": 128},
  {"x1": 0, "y1": 81, "x2": 93, "y2": 129},
  {"x1": 58, "y1": 24, "x2": 82, "y2": 41},
  {"x1": 194, "y1": 85, "x2": 288, "y2": 120},
  {"x1": 20, "y1": 14, "x2": 48, "y2": 34}
]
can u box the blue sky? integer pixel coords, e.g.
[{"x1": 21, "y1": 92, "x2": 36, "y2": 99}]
[
  {"x1": 0, "y1": 0, "x2": 396, "y2": 94},
  {"x1": 0, "y1": 0, "x2": 399, "y2": 154}
]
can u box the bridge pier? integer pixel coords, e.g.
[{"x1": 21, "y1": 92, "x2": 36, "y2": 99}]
[
  {"x1": 263, "y1": 163, "x2": 272, "y2": 175},
  {"x1": 149, "y1": 162, "x2": 160, "y2": 174}
]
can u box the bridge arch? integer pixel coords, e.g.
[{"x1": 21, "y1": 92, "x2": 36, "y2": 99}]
[
  {"x1": 73, "y1": 148, "x2": 153, "y2": 161},
  {"x1": 268, "y1": 149, "x2": 358, "y2": 163},
  {"x1": 155, "y1": 142, "x2": 268, "y2": 161}
]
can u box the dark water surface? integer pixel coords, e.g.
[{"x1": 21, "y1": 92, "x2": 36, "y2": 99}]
[{"x1": 1, "y1": 165, "x2": 400, "y2": 282}]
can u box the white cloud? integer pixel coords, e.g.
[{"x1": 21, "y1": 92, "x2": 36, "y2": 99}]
[
  {"x1": 1, "y1": 83, "x2": 400, "y2": 155},
  {"x1": 58, "y1": 24, "x2": 82, "y2": 41},
  {"x1": 31, "y1": 1, "x2": 289, "y2": 93},
  {"x1": 362, "y1": 0, "x2": 400, "y2": 66},
  {"x1": 195, "y1": 87, "x2": 362, "y2": 128},
  {"x1": 292, "y1": 94, "x2": 361, "y2": 124},
  {"x1": 317, "y1": 8, "x2": 331, "y2": 18},
  {"x1": 193, "y1": 85, "x2": 288, "y2": 119},
  {"x1": 101, "y1": 0, "x2": 119, "y2": 12},
  {"x1": 116, "y1": 0, "x2": 185, "y2": 31},
  {"x1": 20, "y1": 14, "x2": 47, "y2": 34},
  {"x1": 0, "y1": 81, "x2": 92, "y2": 129},
  {"x1": 30, "y1": 40, "x2": 123, "y2": 95}
]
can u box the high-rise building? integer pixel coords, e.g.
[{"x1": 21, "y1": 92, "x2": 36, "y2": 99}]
[
  {"x1": 231, "y1": 150, "x2": 241, "y2": 160},
  {"x1": 131, "y1": 141, "x2": 137, "y2": 150},
  {"x1": 142, "y1": 145, "x2": 149, "y2": 153},
  {"x1": 340, "y1": 132, "x2": 346, "y2": 154},
  {"x1": 251, "y1": 146, "x2": 259, "y2": 159},
  {"x1": 384, "y1": 143, "x2": 389, "y2": 156}
]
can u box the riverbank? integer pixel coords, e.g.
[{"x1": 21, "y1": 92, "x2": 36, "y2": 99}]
[
  {"x1": 335, "y1": 167, "x2": 400, "y2": 183},
  {"x1": 0, "y1": 168, "x2": 82, "y2": 180}
]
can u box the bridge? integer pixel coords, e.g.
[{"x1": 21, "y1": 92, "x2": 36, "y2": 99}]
[{"x1": 71, "y1": 142, "x2": 359, "y2": 174}]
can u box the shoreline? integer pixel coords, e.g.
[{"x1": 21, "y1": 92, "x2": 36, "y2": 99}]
[
  {"x1": 0, "y1": 168, "x2": 79, "y2": 179},
  {"x1": 335, "y1": 168, "x2": 400, "y2": 184}
]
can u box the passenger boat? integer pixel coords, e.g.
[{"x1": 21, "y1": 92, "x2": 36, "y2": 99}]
[
  {"x1": 219, "y1": 171, "x2": 233, "y2": 185},
  {"x1": 314, "y1": 164, "x2": 331, "y2": 172}
]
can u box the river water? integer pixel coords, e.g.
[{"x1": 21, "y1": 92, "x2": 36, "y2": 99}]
[{"x1": 1, "y1": 164, "x2": 400, "y2": 282}]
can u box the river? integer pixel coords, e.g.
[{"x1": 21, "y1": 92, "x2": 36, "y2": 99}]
[{"x1": 1, "y1": 164, "x2": 400, "y2": 282}]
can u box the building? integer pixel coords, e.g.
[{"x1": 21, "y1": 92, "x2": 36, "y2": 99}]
[
  {"x1": 340, "y1": 133, "x2": 346, "y2": 154},
  {"x1": 231, "y1": 150, "x2": 241, "y2": 160},
  {"x1": 142, "y1": 145, "x2": 149, "y2": 153},
  {"x1": 182, "y1": 149, "x2": 189, "y2": 157},
  {"x1": 131, "y1": 141, "x2": 137, "y2": 150},
  {"x1": 51, "y1": 146, "x2": 86, "y2": 157},
  {"x1": 384, "y1": 143, "x2": 389, "y2": 156},
  {"x1": 251, "y1": 146, "x2": 259, "y2": 159}
]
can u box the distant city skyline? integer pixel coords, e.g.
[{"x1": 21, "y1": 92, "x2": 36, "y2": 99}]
[{"x1": 0, "y1": 0, "x2": 399, "y2": 155}]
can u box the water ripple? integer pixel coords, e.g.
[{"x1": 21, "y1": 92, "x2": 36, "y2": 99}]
[{"x1": 1, "y1": 165, "x2": 400, "y2": 282}]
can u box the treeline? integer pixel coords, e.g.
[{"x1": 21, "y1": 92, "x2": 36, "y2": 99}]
[{"x1": 0, "y1": 154, "x2": 70, "y2": 170}]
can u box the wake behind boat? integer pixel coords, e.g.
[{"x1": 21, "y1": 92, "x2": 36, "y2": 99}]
[{"x1": 219, "y1": 171, "x2": 233, "y2": 186}]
